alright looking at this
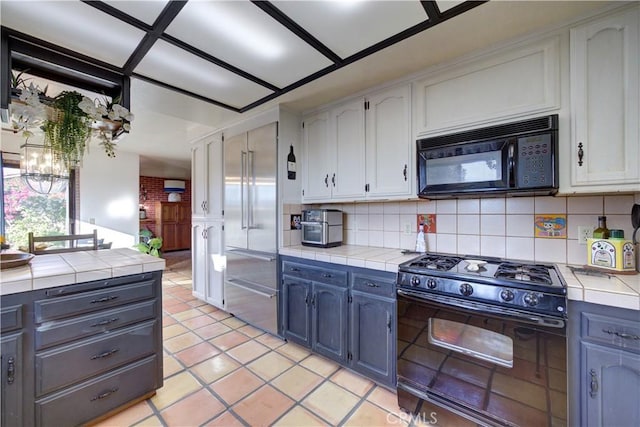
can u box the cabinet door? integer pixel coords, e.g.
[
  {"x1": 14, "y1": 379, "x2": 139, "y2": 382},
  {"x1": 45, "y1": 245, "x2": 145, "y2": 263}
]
[
  {"x1": 1, "y1": 332, "x2": 23, "y2": 427},
  {"x1": 191, "y1": 223, "x2": 207, "y2": 301},
  {"x1": 349, "y1": 292, "x2": 395, "y2": 386},
  {"x1": 582, "y1": 342, "x2": 640, "y2": 427},
  {"x1": 161, "y1": 204, "x2": 177, "y2": 223},
  {"x1": 204, "y1": 222, "x2": 224, "y2": 309},
  {"x1": 161, "y1": 224, "x2": 177, "y2": 251},
  {"x1": 191, "y1": 141, "x2": 208, "y2": 219},
  {"x1": 330, "y1": 99, "x2": 366, "y2": 199},
  {"x1": 302, "y1": 112, "x2": 332, "y2": 201},
  {"x1": 365, "y1": 85, "x2": 412, "y2": 198},
  {"x1": 312, "y1": 283, "x2": 348, "y2": 363},
  {"x1": 176, "y1": 222, "x2": 191, "y2": 251},
  {"x1": 282, "y1": 277, "x2": 312, "y2": 347},
  {"x1": 570, "y1": 7, "x2": 640, "y2": 189},
  {"x1": 206, "y1": 136, "x2": 223, "y2": 219}
]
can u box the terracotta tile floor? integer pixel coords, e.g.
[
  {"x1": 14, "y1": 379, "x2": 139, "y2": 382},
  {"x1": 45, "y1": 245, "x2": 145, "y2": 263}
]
[{"x1": 95, "y1": 256, "x2": 412, "y2": 427}]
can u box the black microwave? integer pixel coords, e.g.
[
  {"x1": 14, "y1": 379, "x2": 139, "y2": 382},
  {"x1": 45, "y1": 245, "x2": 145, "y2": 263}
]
[{"x1": 417, "y1": 114, "x2": 559, "y2": 198}]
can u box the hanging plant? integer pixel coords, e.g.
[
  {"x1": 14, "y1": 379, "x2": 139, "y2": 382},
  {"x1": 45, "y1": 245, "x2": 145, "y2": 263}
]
[{"x1": 43, "y1": 91, "x2": 92, "y2": 169}]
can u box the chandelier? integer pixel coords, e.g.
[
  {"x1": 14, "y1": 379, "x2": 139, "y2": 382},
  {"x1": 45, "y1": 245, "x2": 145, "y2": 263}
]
[{"x1": 20, "y1": 142, "x2": 69, "y2": 194}]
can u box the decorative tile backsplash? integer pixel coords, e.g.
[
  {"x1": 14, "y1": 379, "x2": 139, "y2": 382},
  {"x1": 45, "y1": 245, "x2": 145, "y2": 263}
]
[{"x1": 282, "y1": 193, "x2": 640, "y2": 265}]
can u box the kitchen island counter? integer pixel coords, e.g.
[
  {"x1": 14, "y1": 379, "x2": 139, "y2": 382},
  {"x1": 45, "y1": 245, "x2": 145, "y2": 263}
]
[
  {"x1": 0, "y1": 248, "x2": 165, "y2": 295},
  {"x1": 280, "y1": 244, "x2": 640, "y2": 310}
]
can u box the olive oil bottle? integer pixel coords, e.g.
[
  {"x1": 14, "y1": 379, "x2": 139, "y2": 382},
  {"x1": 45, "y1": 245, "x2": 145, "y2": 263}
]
[{"x1": 593, "y1": 216, "x2": 609, "y2": 239}]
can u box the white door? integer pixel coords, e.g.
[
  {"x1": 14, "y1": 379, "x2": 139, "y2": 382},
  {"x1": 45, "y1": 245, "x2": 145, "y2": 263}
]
[
  {"x1": 191, "y1": 222, "x2": 206, "y2": 301},
  {"x1": 206, "y1": 135, "x2": 223, "y2": 219},
  {"x1": 331, "y1": 98, "x2": 366, "y2": 200},
  {"x1": 570, "y1": 7, "x2": 639, "y2": 189},
  {"x1": 191, "y1": 142, "x2": 208, "y2": 219},
  {"x1": 365, "y1": 85, "x2": 412, "y2": 198},
  {"x1": 302, "y1": 111, "x2": 332, "y2": 201},
  {"x1": 205, "y1": 222, "x2": 224, "y2": 309}
]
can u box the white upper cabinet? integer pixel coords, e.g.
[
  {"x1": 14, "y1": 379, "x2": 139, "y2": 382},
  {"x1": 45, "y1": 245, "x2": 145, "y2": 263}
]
[
  {"x1": 330, "y1": 99, "x2": 366, "y2": 200},
  {"x1": 365, "y1": 85, "x2": 412, "y2": 198},
  {"x1": 566, "y1": 6, "x2": 639, "y2": 193},
  {"x1": 302, "y1": 111, "x2": 332, "y2": 201},
  {"x1": 302, "y1": 84, "x2": 412, "y2": 203},
  {"x1": 192, "y1": 133, "x2": 223, "y2": 219}
]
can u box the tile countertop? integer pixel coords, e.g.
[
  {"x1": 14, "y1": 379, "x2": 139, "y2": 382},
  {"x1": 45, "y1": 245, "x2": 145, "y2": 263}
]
[
  {"x1": 280, "y1": 244, "x2": 640, "y2": 311},
  {"x1": 0, "y1": 248, "x2": 165, "y2": 296}
]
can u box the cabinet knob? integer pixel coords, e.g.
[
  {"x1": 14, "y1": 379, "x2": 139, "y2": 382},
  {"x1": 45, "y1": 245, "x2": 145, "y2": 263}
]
[
  {"x1": 403, "y1": 164, "x2": 408, "y2": 181},
  {"x1": 7, "y1": 356, "x2": 15, "y2": 385},
  {"x1": 578, "y1": 142, "x2": 584, "y2": 167},
  {"x1": 589, "y1": 368, "x2": 599, "y2": 398}
]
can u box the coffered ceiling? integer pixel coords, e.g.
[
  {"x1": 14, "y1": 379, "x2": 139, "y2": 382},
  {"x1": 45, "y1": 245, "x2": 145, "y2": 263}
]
[{"x1": 0, "y1": 1, "x2": 619, "y2": 178}]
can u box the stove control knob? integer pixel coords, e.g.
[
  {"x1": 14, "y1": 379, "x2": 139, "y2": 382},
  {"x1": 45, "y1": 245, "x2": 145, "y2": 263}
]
[
  {"x1": 427, "y1": 278, "x2": 437, "y2": 289},
  {"x1": 410, "y1": 276, "x2": 421, "y2": 287},
  {"x1": 459, "y1": 283, "x2": 473, "y2": 296},
  {"x1": 524, "y1": 292, "x2": 540, "y2": 307},
  {"x1": 500, "y1": 289, "x2": 515, "y2": 302}
]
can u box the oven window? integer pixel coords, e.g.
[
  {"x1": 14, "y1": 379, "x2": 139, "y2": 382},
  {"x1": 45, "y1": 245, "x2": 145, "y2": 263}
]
[
  {"x1": 302, "y1": 225, "x2": 322, "y2": 243},
  {"x1": 426, "y1": 150, "x2": 502, "y2": 185},
  {"x1": 428, "y1": 318, "x2": 513, "y2": 368}
]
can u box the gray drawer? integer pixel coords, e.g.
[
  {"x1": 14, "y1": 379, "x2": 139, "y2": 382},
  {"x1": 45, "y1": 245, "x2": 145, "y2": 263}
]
[
  {"x1": 282, "y1": 261, "x2": 347, "y2": 287},
  {"x1": 35, "y1": 320, "x2": 158, "y2": 396},
  {"x1": 34, "y1": 355, "x2": 159, "y2": 427},
  {"x1": 582, "y1": 312, "x2": 640, "y2": 352},
  {"x1": 0, "y1": 305, "x2": 22, "y2": 333},
  {"x1": 352, "y1": 273, "x2": 395, "y2": 298},
  {"x1": 35, "y1": 300, "x2": 157, "y2": 350},
  {"x1": 34, "y1": 280, "x2": 156, "y2": 322}
]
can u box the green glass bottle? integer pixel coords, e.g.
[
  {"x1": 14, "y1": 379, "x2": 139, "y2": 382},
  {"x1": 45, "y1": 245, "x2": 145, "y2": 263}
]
[{"x1": 593, "y1": 216, "x2": 609, "y2": 239}]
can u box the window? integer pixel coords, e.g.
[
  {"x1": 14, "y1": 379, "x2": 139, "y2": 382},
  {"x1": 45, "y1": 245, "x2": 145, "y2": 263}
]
[{"x1": 1, "y1": 152, "x2": 74, "y2": 250}]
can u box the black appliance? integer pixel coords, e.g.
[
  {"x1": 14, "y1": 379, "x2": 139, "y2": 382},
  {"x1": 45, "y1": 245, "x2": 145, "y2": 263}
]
[
  {"x1": 417, "y1": 115, "x2": 558, "y2": 198},
  {"x1": 396, "y1": 253, "x2": 568, "y2": 426}
]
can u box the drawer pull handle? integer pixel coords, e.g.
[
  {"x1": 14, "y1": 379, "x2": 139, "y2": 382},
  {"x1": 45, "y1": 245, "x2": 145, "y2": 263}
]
[
  {"x1": 366, "y1": 282, "x2": 380, "y2": 288},
  {"x1": 91, "y1": 317, "x2": 119, "y2": 327},
  {"x1": 578, "y1": 142, "x2": 584, "y2": 167},
  {"x1": 90, "y1": 348, "x2": 119, "y2": 360},
  {"x1": 90, "y1": 387, "x2": 119, "y2": 402},
  {"x1": 90, "y1": 295, "x2": 119, "y2": 304},
  {"x1": 589, "y1": 369, "x2": 598, "y2": 398},
  {"x1": 602, "y1": 329, "x2": 640, "y2": 340},
  {"x1": 322, "y1": 273, "x2": 332, "y2": 278},
  {"x1": 291, "y1": 267, "x2": 300, "y2": 272},
  {"x1": 7, "y1": 357, "x2": 15, "y2": 385}
]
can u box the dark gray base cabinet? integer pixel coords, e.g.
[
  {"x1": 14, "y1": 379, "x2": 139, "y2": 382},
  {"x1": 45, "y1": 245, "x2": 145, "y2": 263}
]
[
  {"x1": 0, "y1": 271, "x2": 163, "y2": 427},
  {"x1": 568, "y1": 301, "x2": 640, "y2": 427},
  {"x1": 281, "y1": 256, "x2": 396, "y2": 387}
]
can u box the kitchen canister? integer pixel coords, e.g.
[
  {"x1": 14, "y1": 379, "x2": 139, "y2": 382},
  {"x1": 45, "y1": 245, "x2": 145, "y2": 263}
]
[{"x1": 587, "y1": 238, "x2": 636, "y2": 271}]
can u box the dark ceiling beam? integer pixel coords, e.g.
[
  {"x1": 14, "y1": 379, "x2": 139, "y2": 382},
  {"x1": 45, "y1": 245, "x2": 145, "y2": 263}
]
[
  {"x1": 122, "y1": 1, "x2": 187, "y2": 75},
  {"x1": 131, "y1": 72, "x2": 243, "y2": 113},
  {"x1": 1, "y1": 28, "x2": 11, "y2": 114},
  {"x1": 420, "y1": 1, "x2": 442, "y2": 23},
  {"x1": 251, "y1": 1, "x2": 343, "y2": 64}
]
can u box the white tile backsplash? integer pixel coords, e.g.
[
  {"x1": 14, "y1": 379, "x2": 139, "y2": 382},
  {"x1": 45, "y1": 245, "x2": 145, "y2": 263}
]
[{"x1": 287, "y1": 193, "x2": 639, "y2": 264}]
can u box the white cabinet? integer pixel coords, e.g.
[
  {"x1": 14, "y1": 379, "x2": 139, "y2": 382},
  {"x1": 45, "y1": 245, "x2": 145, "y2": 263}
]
[
  {"x1": 301, "y1": 84, "x2": 412, "y2": 203},
  {"x1": 365, "y1": 85, "x2": 412, "y2": 198},
  {"x1": 191, "y1": 133, "x2": 223, "y2": 219},
  {"x1": 566, "y1": 6, "x2": 639, "y2": 193},
  {"x1": 192, "y1": 221, "x2": 224, "y2": 309}
]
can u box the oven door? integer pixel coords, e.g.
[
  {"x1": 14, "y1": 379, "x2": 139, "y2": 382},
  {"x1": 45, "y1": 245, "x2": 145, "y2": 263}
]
[
  {"x1": 418, "y1": 139, "x2": 512, "y2": 197},
  {"x1": 396, "y1": 289, "x2": 567, "y2": 427},
  {"x1": 300, "y1": 222, "x2": 325, "y2": 246}
]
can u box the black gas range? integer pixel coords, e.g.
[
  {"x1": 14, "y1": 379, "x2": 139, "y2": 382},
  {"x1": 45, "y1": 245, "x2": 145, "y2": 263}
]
[{"x1": 397, "y1": 253, "x2": 567, "y2": 322}]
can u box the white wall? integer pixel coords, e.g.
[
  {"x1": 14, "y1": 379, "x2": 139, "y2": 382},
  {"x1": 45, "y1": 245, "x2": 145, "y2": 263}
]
[{"x1": 78, "y1": 148, "x2": 140, "y2": 248}]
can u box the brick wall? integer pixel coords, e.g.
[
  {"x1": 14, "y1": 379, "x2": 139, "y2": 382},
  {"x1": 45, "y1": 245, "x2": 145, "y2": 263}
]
[{"x1": 139, "y1": 176, "x2": 191, "y2": 236}]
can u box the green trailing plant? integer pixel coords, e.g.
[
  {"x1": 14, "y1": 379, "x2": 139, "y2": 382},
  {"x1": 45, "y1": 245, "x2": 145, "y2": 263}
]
[
  {"x1": 134, "y1": 229, "x2": 162, "y2": 257},
  {"x1": 43, "y1": 91, "x2": 92, "y2": 169}
]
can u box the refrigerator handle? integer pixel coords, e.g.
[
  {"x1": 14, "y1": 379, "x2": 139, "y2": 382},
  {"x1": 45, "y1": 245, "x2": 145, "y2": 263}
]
[
  {"x1": 241, "y1": 150, "x2": 247, "y2": 230},
  {"x1": 248, "y1": 150, "x2": 255, "y2": 229}
]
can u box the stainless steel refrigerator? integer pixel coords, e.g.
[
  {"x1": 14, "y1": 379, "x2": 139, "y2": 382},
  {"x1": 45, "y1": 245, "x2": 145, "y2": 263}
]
[{"x1": 223, "y1": 122, "x2": 279, "y2": 335}]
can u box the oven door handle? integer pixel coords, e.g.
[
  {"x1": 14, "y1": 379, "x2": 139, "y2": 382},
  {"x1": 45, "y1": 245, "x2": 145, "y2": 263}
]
[{"x1": 397, "y1": 289, "x2": 565, "y2": 328}]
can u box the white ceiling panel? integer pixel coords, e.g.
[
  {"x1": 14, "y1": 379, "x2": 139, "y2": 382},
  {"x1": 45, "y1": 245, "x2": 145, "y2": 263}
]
[
  {"x1": 134, "y1": 40, "x2": 274, "y2": 109},
  {"x1": 437, "y1": 1, "x2": 465, "y2": 13},
  {"x1": 0, "y1": 0, "x2": 145, "y2": 67},
  {"x1": 272, "y1": 0, "x2": 429, "y2": 59},
  {"x1": 165, "y1": 0, "x2": 334, "y2": 88},
  {"x1": 102, "y1": 0, "x2": 169, "y2": 26}
]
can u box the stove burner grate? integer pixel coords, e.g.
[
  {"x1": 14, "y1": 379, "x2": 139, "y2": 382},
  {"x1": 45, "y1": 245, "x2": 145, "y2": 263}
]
[
  {"x1": 494, "y1": 262, "x2": 553, "y2": 285},
  {"x1": 409, "y1": 255, "x2": 463, "y2": 271}
]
